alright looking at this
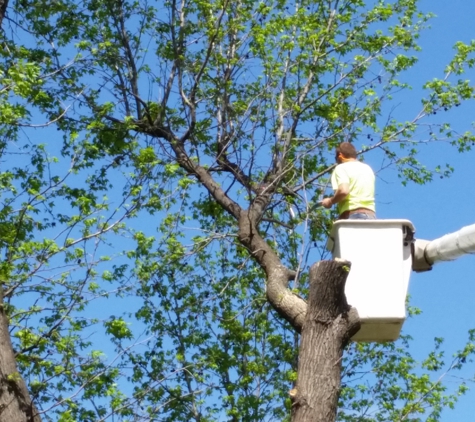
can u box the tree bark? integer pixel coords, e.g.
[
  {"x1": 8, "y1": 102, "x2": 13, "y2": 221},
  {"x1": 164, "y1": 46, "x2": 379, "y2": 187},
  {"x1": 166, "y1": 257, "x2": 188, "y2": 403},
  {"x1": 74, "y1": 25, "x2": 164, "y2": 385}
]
[
  {"x1": 0, "y1": 287, "x2": 41, "y2": 422},
  {"x1": 290, "y1": 260, "x2": 360, "y2": 422},
  {"x1": 0, "y1": 0, "x2": 7, "y2": 27},
  {"x1": 237, "y1": 210, "x2": 307, "y2": 331}
]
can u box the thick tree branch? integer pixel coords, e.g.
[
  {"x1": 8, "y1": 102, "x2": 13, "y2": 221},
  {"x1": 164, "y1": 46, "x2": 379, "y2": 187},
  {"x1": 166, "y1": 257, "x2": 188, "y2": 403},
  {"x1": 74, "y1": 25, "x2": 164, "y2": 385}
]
[
  {"x1": 135, "y1": 120, "x2": 243, "y2": 220},
  {"x1": 237, "y1": 210, "x2": 307, "y2": 332}
]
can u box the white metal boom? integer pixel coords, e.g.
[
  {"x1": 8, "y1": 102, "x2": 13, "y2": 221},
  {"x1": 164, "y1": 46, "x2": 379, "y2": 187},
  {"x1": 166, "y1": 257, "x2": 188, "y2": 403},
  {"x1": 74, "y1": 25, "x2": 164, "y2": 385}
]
[{"x1": 412, "y1": 223, "x2": 475, "y2": 272}]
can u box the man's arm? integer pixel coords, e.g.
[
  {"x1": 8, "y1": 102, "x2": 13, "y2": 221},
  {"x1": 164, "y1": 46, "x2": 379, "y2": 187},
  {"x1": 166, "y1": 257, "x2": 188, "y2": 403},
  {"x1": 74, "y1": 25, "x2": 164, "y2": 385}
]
[{"x1": 322, "y1": 183, "x2": 349, "y2": 209}]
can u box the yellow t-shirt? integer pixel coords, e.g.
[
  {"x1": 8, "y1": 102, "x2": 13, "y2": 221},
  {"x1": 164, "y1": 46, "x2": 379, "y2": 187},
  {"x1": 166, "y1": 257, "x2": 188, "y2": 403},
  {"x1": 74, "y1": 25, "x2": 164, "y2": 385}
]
[{"x1": 331, "y1": 161, "x2": 375, "y2": 215}]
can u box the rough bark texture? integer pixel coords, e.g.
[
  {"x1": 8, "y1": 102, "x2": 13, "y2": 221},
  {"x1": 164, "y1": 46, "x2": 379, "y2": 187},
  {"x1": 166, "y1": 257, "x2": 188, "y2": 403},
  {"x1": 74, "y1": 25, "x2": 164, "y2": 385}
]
[
  {"x1": 291, "y1": 260, "x2": 360, "y2": 422},
  {"x1": 0, "y1": 287, "x2": 41, "y2": 422}
]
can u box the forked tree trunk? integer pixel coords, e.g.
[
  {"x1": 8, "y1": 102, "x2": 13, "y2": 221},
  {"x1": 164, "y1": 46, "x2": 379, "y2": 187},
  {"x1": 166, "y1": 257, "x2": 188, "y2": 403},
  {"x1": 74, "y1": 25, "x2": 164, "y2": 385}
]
[
  {"x1": 290, "y1": 260, "x2": 360, "y2": 422},
  {"x1": 0, "y1": 287, "x2": 41, "y2": 422}
]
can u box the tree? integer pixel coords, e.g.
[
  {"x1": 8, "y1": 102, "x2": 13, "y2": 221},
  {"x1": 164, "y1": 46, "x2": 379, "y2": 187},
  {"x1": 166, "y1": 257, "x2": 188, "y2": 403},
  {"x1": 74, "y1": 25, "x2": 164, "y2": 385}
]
[
  {"x1": 0, "y1": 1, "x2": 44, "y2": 420},
  {"x1": 0, "y1": 0, "x2": 475, "y2": 420}
]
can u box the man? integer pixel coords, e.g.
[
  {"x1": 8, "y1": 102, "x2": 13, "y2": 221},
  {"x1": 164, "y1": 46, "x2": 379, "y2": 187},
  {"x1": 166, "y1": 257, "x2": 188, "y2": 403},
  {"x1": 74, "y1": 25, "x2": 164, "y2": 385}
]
[{"x1": 321, "y1": 142, "x2": 376, "y2": 220}]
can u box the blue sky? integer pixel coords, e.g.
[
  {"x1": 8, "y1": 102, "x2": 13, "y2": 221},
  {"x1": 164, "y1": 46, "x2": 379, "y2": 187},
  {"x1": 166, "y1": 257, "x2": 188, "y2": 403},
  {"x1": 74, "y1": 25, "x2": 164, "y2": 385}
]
[{"x1": 365, "y1": 0, "x2": 475, "y2": 419}]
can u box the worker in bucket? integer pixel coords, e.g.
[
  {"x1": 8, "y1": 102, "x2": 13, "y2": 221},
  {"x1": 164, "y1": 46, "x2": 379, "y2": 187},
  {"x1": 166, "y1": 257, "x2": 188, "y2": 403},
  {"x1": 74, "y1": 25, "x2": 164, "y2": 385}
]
[{"x1": 321, "y1": 142, "x2": 376, "y2": 220}]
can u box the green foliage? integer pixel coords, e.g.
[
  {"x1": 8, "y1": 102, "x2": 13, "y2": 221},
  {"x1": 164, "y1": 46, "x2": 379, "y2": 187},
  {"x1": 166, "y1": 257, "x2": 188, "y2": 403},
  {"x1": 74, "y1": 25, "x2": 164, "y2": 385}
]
[{"x1": 339, "y1": 332, "x2": 475, "y2": 421}]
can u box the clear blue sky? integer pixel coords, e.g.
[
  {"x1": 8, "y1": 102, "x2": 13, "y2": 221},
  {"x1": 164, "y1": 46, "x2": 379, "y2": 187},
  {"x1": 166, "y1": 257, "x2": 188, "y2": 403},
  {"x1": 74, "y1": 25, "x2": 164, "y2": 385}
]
[{"x1": 369, "y1": 0, "x2": 475, "y2": 419}]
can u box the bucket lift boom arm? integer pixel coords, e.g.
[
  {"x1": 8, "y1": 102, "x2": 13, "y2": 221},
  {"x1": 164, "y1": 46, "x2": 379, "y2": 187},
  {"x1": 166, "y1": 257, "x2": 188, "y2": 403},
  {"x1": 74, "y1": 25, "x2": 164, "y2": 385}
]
[{"x1": 412, "y1": 224, "x2": 475, "y2": 272}]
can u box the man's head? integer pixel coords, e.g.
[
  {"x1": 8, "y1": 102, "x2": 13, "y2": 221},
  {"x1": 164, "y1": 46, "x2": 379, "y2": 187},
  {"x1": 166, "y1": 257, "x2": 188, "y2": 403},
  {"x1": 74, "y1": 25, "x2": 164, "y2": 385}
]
[{"x1": 336, "y1": 142, "x2": 357, "y2": 163}]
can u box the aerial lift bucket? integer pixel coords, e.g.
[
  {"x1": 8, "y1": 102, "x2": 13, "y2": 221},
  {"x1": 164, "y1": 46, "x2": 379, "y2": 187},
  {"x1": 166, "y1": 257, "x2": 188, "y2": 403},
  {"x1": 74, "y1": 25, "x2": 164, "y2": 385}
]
[{"x1": 326, "y1": 220, "x2": 415, "y2": 342}]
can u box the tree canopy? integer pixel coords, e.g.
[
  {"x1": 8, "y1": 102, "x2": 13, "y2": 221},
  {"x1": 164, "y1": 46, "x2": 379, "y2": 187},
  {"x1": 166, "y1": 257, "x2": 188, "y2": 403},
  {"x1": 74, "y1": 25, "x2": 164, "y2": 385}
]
[{"x1": 0, "y1": 0, "x2": 475, "y2": 420}]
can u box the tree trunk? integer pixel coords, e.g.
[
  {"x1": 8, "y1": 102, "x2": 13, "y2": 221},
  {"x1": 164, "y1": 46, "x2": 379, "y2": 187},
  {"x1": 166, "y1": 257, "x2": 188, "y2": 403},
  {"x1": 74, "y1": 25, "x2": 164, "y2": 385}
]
[
  {"x1": 290, "y1": 260, "x2": 360, "y2": 422},
  {"x1": 0, "y1": 287, "x2": 41, "y2": 422},
  {"x1": 0, "y1": 0, "x2": 7, "y2": 27}
]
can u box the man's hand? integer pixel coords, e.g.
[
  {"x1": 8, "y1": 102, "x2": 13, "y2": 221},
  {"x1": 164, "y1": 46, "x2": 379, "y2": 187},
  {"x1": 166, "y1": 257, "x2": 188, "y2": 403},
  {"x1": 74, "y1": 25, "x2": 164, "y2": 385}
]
[{"x1": 322, "y1": 197, "x2": 333, "y2": 209}]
